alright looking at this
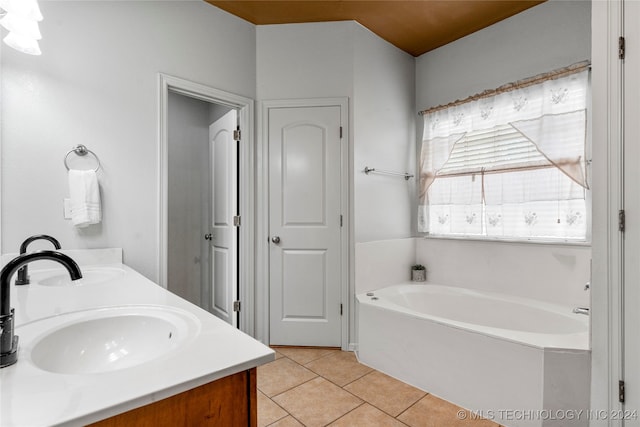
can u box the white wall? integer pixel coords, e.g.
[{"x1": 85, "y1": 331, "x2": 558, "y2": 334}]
[
  {"x1": 416, "y1": 0, "x2": 592, "y2": 112},
  {"x1": 167, "y1": 91, "x2": 211, "y2": 307},
  {"x1": 256, "y1": 22, "x2": 354, "y2": 100},
  {"x1": 353, "y1": 24, "x2": 416, "y2": 242},
  {"x1": 1, "y1": 1, "x2": 256, "y2": 281},
  {"x1": 414, "y1": 0, "x2": 592, "y2": 307}
]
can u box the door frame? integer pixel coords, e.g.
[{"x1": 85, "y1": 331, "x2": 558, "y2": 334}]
[
  {"x1": 257, "y1": 97, "x2": 350, "y2": 350},
  {"x1": 158, "y1": 73, "x2": 255, "y2": 336},
  {"x1": 591, "y1": 0, "x2": 624, "y2": 424}
]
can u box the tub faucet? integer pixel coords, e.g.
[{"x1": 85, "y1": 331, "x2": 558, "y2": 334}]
[
  {"x1": 573, "y1": 307, "x2": 590, "y2": 316},
  {"x1": 15, "y1": 235, "x2": 61, "y2": 286},
  {"x1": 0, "y1": 250, "x2": 82, "y2": 368}
]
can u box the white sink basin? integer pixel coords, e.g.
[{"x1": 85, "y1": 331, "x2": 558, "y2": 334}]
[
  {"x1": 19, "y1": 306, "x2": 200, "y2": 375},
  {"x1": 34, "y1": 267, "x2": 125, "y2": 287}
]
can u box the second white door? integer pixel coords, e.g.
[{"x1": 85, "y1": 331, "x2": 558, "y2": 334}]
[
  {"x1": 268, "y1": 104, "x2": 343, "y2": 347},
  {"x1": 209, "y1": 110, "x2": 238, "y2": 327}
]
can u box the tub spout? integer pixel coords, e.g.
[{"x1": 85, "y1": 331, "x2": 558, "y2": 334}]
[{"x1": 573, "y1": 307, "x2": 590, "y2": 315}]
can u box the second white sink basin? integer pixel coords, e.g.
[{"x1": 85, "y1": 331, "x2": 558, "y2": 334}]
[
  {"x1": 35, "y1": 267, "x2": 125, "y2": 287},
  {"x1": 20, "y1": 306, "x2": 200, "y2": 375}
]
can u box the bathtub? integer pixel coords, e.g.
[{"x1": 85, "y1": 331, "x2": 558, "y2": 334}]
[{"x1": 356, "y1": 284, "x2": 590, "y2": 427}]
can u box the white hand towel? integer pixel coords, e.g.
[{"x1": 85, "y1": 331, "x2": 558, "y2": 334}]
[{"x1": 68, "y1": 169, "x2": 102, "y2": 228}]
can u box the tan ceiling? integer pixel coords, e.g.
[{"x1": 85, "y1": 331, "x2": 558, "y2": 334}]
[{"x1": 206, "y1": 0, "x2": 545, "y2": 57}]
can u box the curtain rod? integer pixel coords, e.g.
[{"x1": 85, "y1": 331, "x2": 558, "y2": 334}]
[{"x1": 418, "y1": 60, "x2": 591, "y2": 117}]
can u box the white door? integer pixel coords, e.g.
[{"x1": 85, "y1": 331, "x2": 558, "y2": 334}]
[
  {"x1": 208, "y1": 110, "x2": 238, "y2": 327},
  {"x1": 268, "y1": 105, "x2": 343, "y2": 347}
]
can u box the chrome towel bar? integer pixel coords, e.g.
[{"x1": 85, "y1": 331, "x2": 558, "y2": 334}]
[{"x1": 364, "y1": 166, "x2": 413, "y2": 180}]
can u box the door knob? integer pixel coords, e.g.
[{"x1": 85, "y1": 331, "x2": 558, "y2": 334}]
[
  {"x1": 204, "y1": 233, "x2": 212, "y2": 240},
  {"x1": 271, "y1": 236, "x2": 281, "y2": 244}
]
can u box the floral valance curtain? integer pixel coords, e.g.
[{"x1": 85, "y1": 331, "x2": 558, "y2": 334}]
[{"x1": 418, "y1": 64, "x2": 589, "y2": 238}]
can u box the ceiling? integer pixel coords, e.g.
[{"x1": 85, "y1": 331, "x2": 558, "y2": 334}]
[{"x1": 206, "y1": 0, "x2": 545, "y2": 57}]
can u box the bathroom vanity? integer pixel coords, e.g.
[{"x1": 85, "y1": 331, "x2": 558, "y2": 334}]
[{"x1": 0, "y1": 249, "x2": 273, "y2": 427}]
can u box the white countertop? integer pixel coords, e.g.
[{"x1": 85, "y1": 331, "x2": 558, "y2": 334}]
[{"x1": 0, "y1": 249, "x2": 275, "y2": 427}]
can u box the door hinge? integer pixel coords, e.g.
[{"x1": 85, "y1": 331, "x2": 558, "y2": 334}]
[
  {"x1": 619, "y1": 37, "x2": 626, "y2": 60},
  {"x1": 233, "y1": 215, "x2": 241, "y2": 227},
  {"x1": 619, "y1": 380, "x2": 625, "y2": 403},
  {"x1": 340, "y1": 303, "x2": 343, "y2": 316},
  {"x1": 233, "y1": 300, "x2": 241, "y2": 312},
  {"x1": 619, "y1": 209, "x2": 625, "y2": 232},
  {"x1": 339, "y1": 126, "x2": 343, "y2": 139},
  {"x1": 233, "y1": 129, "x2": 241, "y2": 142},
  {"x1": 340, "y1": 215, "x2": 343, "y2": 227}
]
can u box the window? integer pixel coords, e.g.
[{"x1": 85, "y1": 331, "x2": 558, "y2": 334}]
[{"x1": 418, "y1": 64, "x2": 589, "y2": 241}]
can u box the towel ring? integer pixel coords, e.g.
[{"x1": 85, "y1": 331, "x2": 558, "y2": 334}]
[{"x1": 64, "y1": 145, "x2": 101, "y2": 172}]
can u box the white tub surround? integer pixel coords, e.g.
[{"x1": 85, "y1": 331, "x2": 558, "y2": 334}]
[
  {"x1": 357, "y1": 284, "x2": 590, "y2": 427},
  {"x1": 0, "y1": 249, "x2": 274, "y2": 427},
  {"x1": 416, "y1": 238, "x2": 591, "y2": 308},
  {"x1": 355, "y1": 238, "x2": 417, "y2": 294}
]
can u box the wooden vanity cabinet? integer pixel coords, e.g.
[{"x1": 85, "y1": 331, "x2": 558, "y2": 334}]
[{"x1": 89, "y1": 368, "x2": 257, "y2": 427}]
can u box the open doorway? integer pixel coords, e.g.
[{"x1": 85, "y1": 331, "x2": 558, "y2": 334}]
[
  {"x1": 166, "y1": 92, "x2": 238, "y2": 326},
  {"x1": 158, "y1": 74, "x2": 255, "y2": 334}
]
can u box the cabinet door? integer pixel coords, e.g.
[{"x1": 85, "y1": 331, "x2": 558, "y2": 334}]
[{"x1": 89, "y1": 368, "x2": 256, "y2": 427}]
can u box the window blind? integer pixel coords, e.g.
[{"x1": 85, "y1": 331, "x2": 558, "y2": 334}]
[{"x1": 437, "y1": 124, "x2": 551, "y2": 177}]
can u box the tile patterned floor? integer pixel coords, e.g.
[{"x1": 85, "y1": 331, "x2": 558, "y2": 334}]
[{"x1": 258, "y1": 347, "x2": 502, "y2": 427}]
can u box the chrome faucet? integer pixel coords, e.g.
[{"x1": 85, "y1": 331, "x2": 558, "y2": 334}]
[
  {"x1": 0, "y1": 250, "x2": 82, "y2": 368},
  {"x1": 573, "y1": 307, "x2": 590, "y2": 315},
  {"x1": 15, "y1": 235, "x2": 62, "y2": 286}
]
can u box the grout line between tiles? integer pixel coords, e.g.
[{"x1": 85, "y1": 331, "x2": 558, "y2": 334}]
[
  {"x1": 269, "y1": 375, "x2": 320, "y2": 400},
  {"x1": 303, "y1": 361, "x2": 373, "y2": 388},
  {"x1": 395, "y1": 392, "x2": 431, "y2": 420},
  {"x1": 271, "y1": 347, "x2": 340, "y2": 366},
  {"x1": 288, "y1": 413, "x2": 306, "y2": 427},
  {"x1": 264, "y1": 411, "x2": 288, "y2": 427},
  {"x1": 268, "y1": 395, "x2": 290, "y2": 425},
  {"x1": 299, "y1": 350, "x2": 341, "y2": 366},
  {"x1": 298, "y1": 416, "x2": 311, "y2": 426},
  {"x1": 346, "y1": 383, "x2": 425, "y2": 421},
  {"x1": 333, "y1": 382, "x2": 368, "y2": 406},
  {"x1": 324, "y1": 402, "x2": 365, "y2": 426},
  {"x1": 339, "y1": 369, "x2": 374, "y2": 388}
]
